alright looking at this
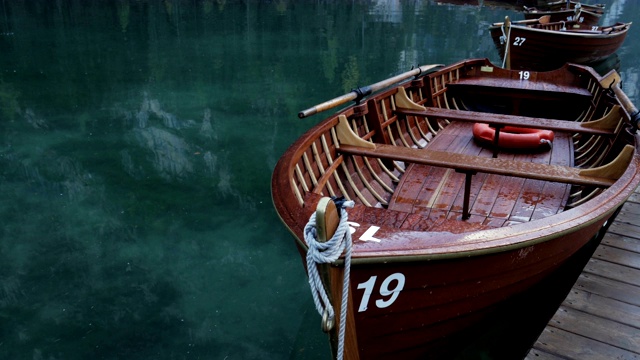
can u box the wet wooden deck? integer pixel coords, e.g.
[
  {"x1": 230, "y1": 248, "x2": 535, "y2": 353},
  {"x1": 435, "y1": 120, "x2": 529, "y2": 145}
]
[
  {"x1": 387, "y1": 121, "x2": 573, "y2": 230},
  {"x1": 525, "y1": 186, "x2": 640, "y2": 360}
]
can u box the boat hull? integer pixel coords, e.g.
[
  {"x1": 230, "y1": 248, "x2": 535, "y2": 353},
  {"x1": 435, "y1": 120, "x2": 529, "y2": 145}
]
[
  {"x1": 272, "y1": 59, "x2": 640, "y2": 359},
  {"x1": 490, "y1": 22, "x2": 630, "y2": 71},
  {"x1": 319, "y1": 215, "x2": 609, "y2": 358}
]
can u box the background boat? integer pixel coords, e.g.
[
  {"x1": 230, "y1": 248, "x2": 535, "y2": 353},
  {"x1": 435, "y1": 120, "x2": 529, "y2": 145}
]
[
  {"x1": 490, "y1": 16, "x2": 631, "y2": 71},
  {"x1": 523, "y1": 2, "x2": 604, "y2": 26}
]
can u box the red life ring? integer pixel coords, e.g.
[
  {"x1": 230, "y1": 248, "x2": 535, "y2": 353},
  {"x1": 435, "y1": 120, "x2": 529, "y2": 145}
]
[{"x1": 472, "y1": 123, "x2": 554, "y2": 150}]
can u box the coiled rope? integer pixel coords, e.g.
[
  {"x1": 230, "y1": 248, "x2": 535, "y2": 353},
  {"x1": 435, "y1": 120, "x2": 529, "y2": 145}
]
[{"x1": 304, "y1": 198, "x2": 354, "y2": 360}]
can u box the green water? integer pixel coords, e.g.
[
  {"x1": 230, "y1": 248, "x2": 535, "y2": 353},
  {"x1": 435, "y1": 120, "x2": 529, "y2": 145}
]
[{"x1": 1, "y1": 1, "x2": 638, "y2": 359}]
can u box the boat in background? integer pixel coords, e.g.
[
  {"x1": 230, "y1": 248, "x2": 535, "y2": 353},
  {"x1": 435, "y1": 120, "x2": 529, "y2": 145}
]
[
  {"x1": 490, "y1": 16, "x2": 631, "y2": 71},
  {"x1": 523, "y1": 1, "x2": 605, "y2": 26},
  {"x1": 531, "y1": 0, "x2": 605, "y2": 13},
  {"x1": 272, "y1": 58, "x2": 640, "y2": 359}
]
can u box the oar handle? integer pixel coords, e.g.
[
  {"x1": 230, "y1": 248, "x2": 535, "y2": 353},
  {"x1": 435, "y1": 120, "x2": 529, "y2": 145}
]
[
  {"x1": 600, "y1": 70, "x2": 640, "y2": 131},
  {"x1": 298, "y1": 64, "x2": 443, "y2": 119},
  {"x1": 611, "y1": 83, "x2": 640, "y2": 131},
  {"x1": 298, "y1": 92, "x2": 359, "y2": 119}
]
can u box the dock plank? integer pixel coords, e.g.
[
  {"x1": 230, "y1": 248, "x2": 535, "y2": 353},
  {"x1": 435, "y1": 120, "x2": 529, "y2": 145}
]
[
  {"x1": 573, "y1": 272, "x2": 640, "y2": 307},
  {"x1": 563, "y1": 288, "x2": 640, "y2": 328},
  {"x1": 591, "y1": 245, "x2": 640, "y2": 271},
  {"x1": 607, "y1": 221, "x2": 640, "y2": 240},
  {"x1": 546, "y1": 306, "x2": 640, "y2": 353},
  {"x1": 616, "y1": 201, "x2": 640, "y2": 221},
  {"x1": 525, "y1": 348, "x2": 567, "y2": 360},
  {"x1": 584, "y1": 257, "x2": 640, "y2": 286},
  {"x1": 601, "y1": 232, "x2": 640, "y2": 253},
  {"x1": 528, "y1": 326, "x2": 640, "y2": 360},
  {"x1": 527, "y1": 201, "x2": 640, "y2": 360}
]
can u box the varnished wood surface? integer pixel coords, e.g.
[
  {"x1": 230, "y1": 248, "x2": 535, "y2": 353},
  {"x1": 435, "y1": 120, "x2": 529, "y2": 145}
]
[
  {"x1": 396, "y1": 107, "x2": 619, "y2": 136},
  {"x1": 342, "y1": 121, "x2": 575, "y2": 228},
  {"x1": 273, "y1": 59, "x2": 640, "y2": 358},
  {"x1": 340, "y1": 143, "x2": 617, "y2": 186},
  {"x1": 526, "y1": 187, "x2": 640, "y2": 360}
]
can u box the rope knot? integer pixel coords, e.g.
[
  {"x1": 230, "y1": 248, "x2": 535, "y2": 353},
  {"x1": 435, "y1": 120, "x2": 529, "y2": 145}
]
[{"x1": 303, "y1": 197, "x2": 354, "y2": 360}]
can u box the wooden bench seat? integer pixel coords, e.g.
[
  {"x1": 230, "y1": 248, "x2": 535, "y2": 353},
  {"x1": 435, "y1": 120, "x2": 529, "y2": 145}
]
[
  {"x1": 447, "y1": 77, "x2": 593, "y2": 98},
  {"x1": 334, "y1": 113, "x2": 634, "y2": 219},
  {"x1": 339, "y1": 143, "x2": 620, "y2": 188},
  {"x1": 339, "y1": 142, "x2": 632, "y2": 220},
  {"x1": 393, "y1": 87, "x2": 622, "y2": 136},
  {"x1": 395, "y1": 106, "x2": 622, "y2": 136}
]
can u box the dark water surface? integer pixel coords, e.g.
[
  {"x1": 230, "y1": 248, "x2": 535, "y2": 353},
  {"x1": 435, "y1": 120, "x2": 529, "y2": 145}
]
[{"x1": 1, "y1": 1, "x2": 638, "y2": 359}]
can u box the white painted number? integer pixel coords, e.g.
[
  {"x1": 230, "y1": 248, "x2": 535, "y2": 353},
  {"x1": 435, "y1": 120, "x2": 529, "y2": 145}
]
[
  {"x1": 592, "y1": 26, "x2": 599, "y2": 31},
  {"x1": 357, "y1": 276, "x2": 377, "y2": 312},
  {"x1": 519, "y1": 71, "x2": 530, "y2": 80},
  {"x1": 513, "y1": 37, "x2": 526, "y2": 46},
  {"x1": 357, "y1": 273, "x2": 406, "y2": 312},
  {"x1": 376, "y1": 273, "x2": 406, "y2": 308}
]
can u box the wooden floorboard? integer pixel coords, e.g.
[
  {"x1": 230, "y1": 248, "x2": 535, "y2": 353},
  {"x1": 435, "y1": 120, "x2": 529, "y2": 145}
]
[
  {"x1": 387, "y1": 121, "x2": 572, "y2": 227},
  {"x1": 525, "y1": 187, "x2": 640, "y2": 360}
]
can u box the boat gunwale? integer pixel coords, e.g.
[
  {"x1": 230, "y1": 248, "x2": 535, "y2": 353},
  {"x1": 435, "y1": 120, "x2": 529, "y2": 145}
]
[{"x1": 489, "y1": 22, "x2": 632, "y2": 39}]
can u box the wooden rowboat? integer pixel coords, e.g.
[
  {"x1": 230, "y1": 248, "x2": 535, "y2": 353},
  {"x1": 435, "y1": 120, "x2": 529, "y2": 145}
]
[
  {"x1": 523, "y1": 1, "x2": 604, "y2": 26},
  {"x1": 271, "y1": 58, "x2": 640, "y2": 359},
  {"x1": 489, "y1": 16, "x2": 631, "y2": 71}
]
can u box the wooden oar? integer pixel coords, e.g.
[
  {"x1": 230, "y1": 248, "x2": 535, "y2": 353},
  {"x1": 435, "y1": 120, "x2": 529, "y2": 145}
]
[
  {"x1": 616, "y1": 87, "x2": 640, "y2": 131},
  {"x1": 601, "y1": 71, "x2": 640, "y2": 131},
  {"x1": 298, "y1": 63, "x2": 443, "y2": 118}
]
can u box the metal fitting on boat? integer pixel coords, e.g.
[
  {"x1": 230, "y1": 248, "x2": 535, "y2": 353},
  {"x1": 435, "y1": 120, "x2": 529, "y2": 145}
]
[{"x1": 322, "y1": 309, "x2": 335, "y2": 332}]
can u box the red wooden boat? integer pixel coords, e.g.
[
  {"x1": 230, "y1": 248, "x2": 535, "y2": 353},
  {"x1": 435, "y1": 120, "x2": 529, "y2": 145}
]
[
  {"x1": 489, "y1": 16, "x2": 631, "y2": 71},
  {"x1": 272, "y1": 58, "x2": 640, "y2": 359},
  {"x1": 523, "y1": 1, "x2": 605, "y2": 26}
]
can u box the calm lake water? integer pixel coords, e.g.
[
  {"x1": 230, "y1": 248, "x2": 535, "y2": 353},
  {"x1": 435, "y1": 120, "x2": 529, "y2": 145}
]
[{"x1": 1, "y1": 1, "x2": 638, "y2": 359}]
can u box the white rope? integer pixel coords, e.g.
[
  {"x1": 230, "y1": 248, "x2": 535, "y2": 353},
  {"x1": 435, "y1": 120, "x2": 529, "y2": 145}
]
[{"x1": 304, "y1": 199, "x2": 354, "y2": 360}]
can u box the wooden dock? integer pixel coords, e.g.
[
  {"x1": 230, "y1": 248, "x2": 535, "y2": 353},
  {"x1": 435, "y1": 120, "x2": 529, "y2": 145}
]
[{"x1": 525, "y1": 188, "x2": 640, "y2": 360}]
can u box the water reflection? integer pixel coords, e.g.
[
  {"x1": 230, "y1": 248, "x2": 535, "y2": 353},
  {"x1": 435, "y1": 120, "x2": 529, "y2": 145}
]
[
  {"x1": 369, "y1": 0, "x2": 403, "y2": 23},
  {"x1": 601, "y1": 0, "x2": 627, "y2": 25},
  {"x1": 0, "y1": 1, "x2": 639, "y2": 359},
  {"x1": 132, "y1": 93, "x2": 195, "y2": 179}
]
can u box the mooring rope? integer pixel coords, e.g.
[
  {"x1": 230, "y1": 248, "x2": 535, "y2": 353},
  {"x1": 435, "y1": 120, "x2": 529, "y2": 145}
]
[{"x1": 304, "y1": 199, "x2": 354, "y2": 360}]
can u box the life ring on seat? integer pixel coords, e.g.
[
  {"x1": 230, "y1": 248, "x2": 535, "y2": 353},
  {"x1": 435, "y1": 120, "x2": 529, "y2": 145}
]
[{"x1": 472, "y1": 123, "x2": 554, "y2": 150}]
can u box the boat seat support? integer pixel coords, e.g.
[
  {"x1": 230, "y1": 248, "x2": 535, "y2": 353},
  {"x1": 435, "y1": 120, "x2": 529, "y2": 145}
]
[{"x1": 455, "y1": 169, "x2": 477, "y2": 220}]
